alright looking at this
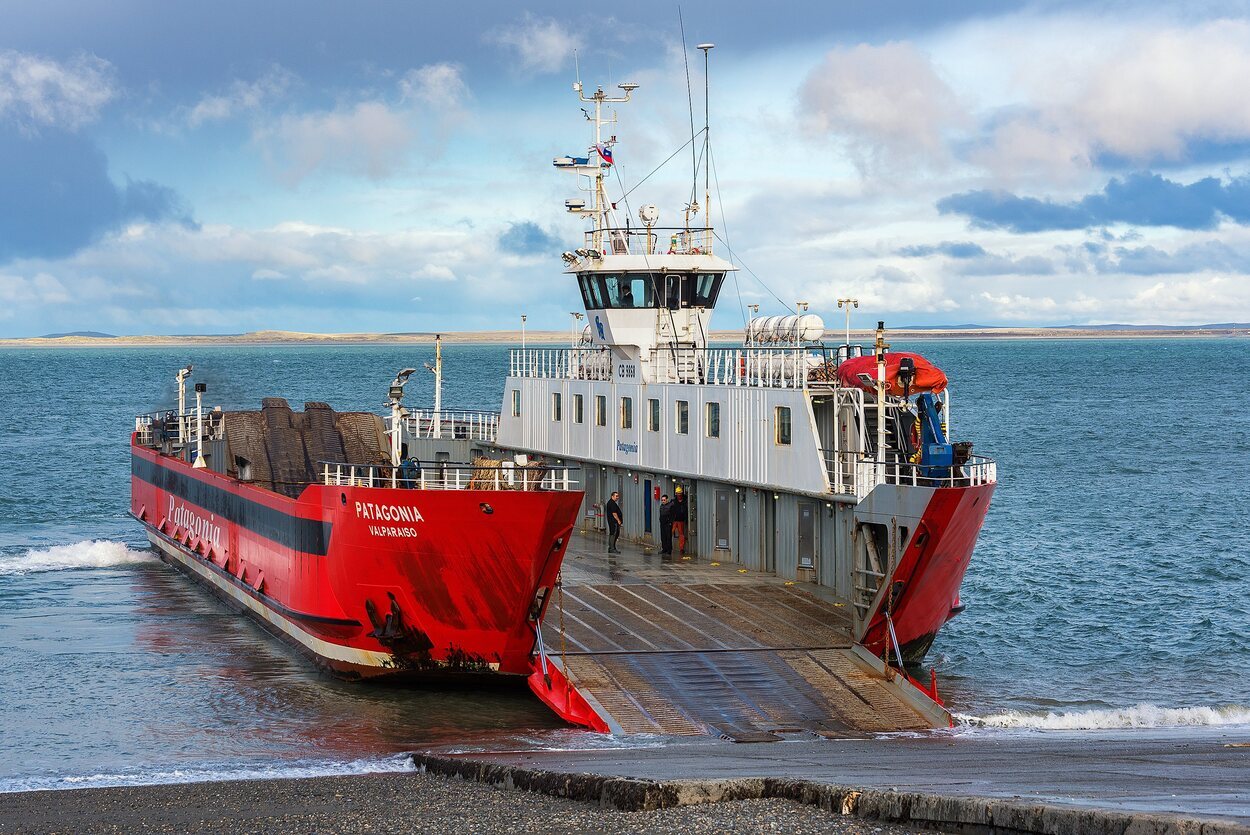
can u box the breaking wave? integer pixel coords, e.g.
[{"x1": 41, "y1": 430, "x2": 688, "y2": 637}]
[
  {"x1": 957, "y1": 703, "x2": 1250, "y2": 730},
  {"x1": 0, "y1": 755, "x2": 416, "y2": 793},
  {"x1": 0, "y1": 540, "x2": 152, "y2": 576}
]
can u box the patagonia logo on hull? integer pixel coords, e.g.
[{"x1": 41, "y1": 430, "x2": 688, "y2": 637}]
[
  {"x1": 168, "y1": 496, "x2": 222, "y2": 547},
  {"x1": 355, "y1": 501, "x2": 424, "y2": 538}
]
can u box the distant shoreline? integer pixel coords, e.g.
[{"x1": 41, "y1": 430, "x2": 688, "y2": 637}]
[{"x1": 1, "y1": 326, "x2": 1247, "y2": 348}]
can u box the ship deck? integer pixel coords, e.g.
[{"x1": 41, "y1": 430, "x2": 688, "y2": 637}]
[{"x1": 539, "y1": 532, "x2": 950, "y2": 739}]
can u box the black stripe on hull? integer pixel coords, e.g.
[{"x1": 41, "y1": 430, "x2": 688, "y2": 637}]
[{"x1": 132, "y1": 453, "x2": 332, "y2": 556}]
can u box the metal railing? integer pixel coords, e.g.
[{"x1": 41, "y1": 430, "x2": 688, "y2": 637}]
[
  {"x1": 133, "y1": 411, "x2": 224, "y2": 448},
  {"x1": 649, "y1": 346, "x2": 824, "y2": 389},
  {"x1": 510, "y1": 347, "x2": 613, "y2": 381},
  {"x1": 319, "y1": 460, "x2": 579, "y2": 492},
  {"x1": 586, "y1": 226, "x2": 714, "y2": 256},
  {"x1": 403, "y1": 409, "x2": 498, "y2": 442},
  {"x1": 824, "y1": 450, "x2": 997, "y2": 498}
]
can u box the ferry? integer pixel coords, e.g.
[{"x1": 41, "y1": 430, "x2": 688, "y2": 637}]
[
  {"x1": 129, "y1": 59, "x2": 996, "y2": 730},
  {"x1": 494, "y1": 74, "x2": 997, "y2": 683},
  {"x1": 130, "y1": 366, "x2": 583, "y2": 680}
]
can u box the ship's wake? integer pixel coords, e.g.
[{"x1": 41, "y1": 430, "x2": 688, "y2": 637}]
[
  {"x1": 957, "y1": 703, "x2": 1250, "y2": 730},
  {"x1": 0, "y1": 540, "x2": 152, "y2": 576}
]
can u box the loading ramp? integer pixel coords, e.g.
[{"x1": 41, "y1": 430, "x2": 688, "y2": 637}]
[{"x1": 532, "y1": 537, "x2": 951, "y2": 739}]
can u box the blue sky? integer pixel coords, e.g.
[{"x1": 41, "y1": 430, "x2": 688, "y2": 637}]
[{"x1": 3, "y1": 0, "x2": 1250, "y2": 335}]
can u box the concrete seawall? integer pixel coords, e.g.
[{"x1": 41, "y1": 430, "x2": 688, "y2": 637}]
[{"x1": 412, "y1": 753, "x2": 1249, "y2": 835}]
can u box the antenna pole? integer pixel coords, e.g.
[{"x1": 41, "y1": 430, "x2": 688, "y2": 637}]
[
  {"x1": 698, "y1": 43, "x2": 715, "y2": 252},
  {"x1": 433, "y1": 334, "x2": 442, "y2": 437}
]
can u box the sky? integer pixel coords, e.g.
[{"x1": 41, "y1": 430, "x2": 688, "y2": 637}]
[{"x1": 3, "y1": 0, "x2": 1250, "y2": 335}]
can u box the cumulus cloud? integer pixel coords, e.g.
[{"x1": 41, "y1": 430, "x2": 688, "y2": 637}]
[
  {"x1": 938, "y1": 172, "x2": 1250, "y2": 233},
  {"x1": 810, "y1": 265, "x2": 958, "y2": 313},
  {"x1": 498, "y1": 221, "x2": 558, "y2": 255},
  {"x1": 897, "y1": 241, "x2": 987, "y2": 258},
  {"x1": 399, "y1": 63, "x2": 467, "y2": 111},
  {"x1": 255, "y1": 101, "x2": 415, "y2": 185},
  {"x1": 799, "y1": 42, "x2": 969, "y2": 172},
  {"x1": 960, "y1": 18, "x2": 1250, "y2": 177},
  {"x1": 489, "y1": 15, "x2": 581, "y2": 75},
  {"x1": 0, "y1": 50, "x2": 115, "y2": 131},
  {"x1": 184, "y1": 66, "x2": 294, "y2": 128},
  {"x1": 0, "y1": 126, "x2": 194, "y2": 261},
  {"x1": 252, "y1": 63, "x2": 470, "y2": 186}
]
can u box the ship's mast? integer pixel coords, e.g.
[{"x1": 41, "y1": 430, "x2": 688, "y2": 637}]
[{"x1": 572, "y1": 80, "x2": 637, "y2": 250}]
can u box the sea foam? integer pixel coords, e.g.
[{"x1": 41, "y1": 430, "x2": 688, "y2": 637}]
[
  {"x1": 957, "y1": 703, "x2": 1250, "y2": 730},
  {"x1": 0, "y1": 540, "x2": 152, "y2": 576},
  {"x1": 0, "y1": 755, "x2": 416, "y2": 793}
]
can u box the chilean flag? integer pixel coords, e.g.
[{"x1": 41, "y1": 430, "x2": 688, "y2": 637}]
[{"x1": 595, "y1": 143, "x2": 614, "y2": 165}]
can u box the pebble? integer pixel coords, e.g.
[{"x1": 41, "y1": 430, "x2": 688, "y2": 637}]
[{"x1": 0, "y1": 772, "x2": 926, "y2": 834}]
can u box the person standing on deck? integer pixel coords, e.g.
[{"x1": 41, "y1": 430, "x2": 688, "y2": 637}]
[
  {"x1": 605, "y1": 491, "x2": 623, "y2": 554},
  {"x1": 658, "y1": 494, "x2": 674, "y2": 555},
  {"x1": 672, "y1": 487, "x2": 689, "y2": 554}
]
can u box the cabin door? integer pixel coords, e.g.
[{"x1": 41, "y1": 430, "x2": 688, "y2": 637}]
[
  {"x1": 713, "y1": 489, "x2": 731, "y2": 552},
  {"x1": 643, "y1": 479, "x2": 653, "y2": 534},
  {"x1": 762, "y1": 495, "x2": 777, "y2": 573},
  {"x1": 797, "y1": 501, "x2": 816, "y2": 570}
]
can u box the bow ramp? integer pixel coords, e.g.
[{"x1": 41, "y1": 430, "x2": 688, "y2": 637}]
[{"x1": 530, "y1": 537, "x2": 950, "y2": 740}]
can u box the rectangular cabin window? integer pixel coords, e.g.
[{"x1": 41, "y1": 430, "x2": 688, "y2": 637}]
[
  {"x1": 511, "y1": 389, "x2": 520, "y2": 418},
  {"x1": 675, "y1": 400, "x2": 689, "y2": 435},
  {"x1": 706, "y1": 402, "x2": 721, "y2": 438},
  {"x1": 775, "y1": 406, "x2": 792, "y2": 445},
  {"x1": 620, "y1": 396, "x2": 633, "y2": 429},
  {"x1": 647, "y1": 398, "x2": 660, "y2": 431},
  {"x1": 551, "y1": 392, "x2": 562, "y2": 422},
  {"x1": 595, "y1": 394, "x2": 607, "y2": 427},
  {"x1": 659, "y1": 272, "x2": 725, "y2": 309},
  {"x1": 573, "y1": 393, "x2": 584, "y2": 424}
]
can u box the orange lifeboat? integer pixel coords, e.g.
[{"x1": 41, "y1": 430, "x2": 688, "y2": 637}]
[{"x1": 836, "y1": 352, "x2": 948, "y2": 396}]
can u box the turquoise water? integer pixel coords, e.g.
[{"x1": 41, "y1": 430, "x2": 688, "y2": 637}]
[{"x1": 0, "y1": 338, "x2": 1247, "y2": 788}]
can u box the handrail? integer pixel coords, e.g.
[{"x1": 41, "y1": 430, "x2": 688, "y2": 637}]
[
  {"x1": 584, "y1": 226, "x2": 714, "y2": 256},
  {"x1": 510, "y1": 347, "x2": 613, "y2": 381},
  {"x1": 824, "y1": 450, "x2": 997, "y2": 498},
  {"x1": 318, "y1": 459, "x2": 580, "y2": 492},
  {"x1": 403, "y1": 409, "x2": 499, "y2": 442}
]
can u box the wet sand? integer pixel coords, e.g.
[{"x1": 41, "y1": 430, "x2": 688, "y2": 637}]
[{"x1": 0, "y1": 771, "x2": 921, "y2": 835}]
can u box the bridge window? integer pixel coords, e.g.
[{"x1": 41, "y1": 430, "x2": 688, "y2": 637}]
[
  {"x1": 511, "y1": 389, "x2": 520, "y2": 418},
  {"x1": 675, "y1": 400, "x2": 689, "y2": 435},
  {"x1": 647, "y1": 398, "x2": 660, "y2": 431},
  {"x1": 775, "y1": 406, "x2": 792, "y2": 445},
  {"x1": 620, "y1": 396, "x2": 633, "y2": 429},
  {"x1": 595, "y1": 395, "x2": 607, "y2": 427},
  {"x1": 706, "y1": 402, "x2": 720, "y2": 438},
  {"x1": 658, "y1": 272, "x2": 725, "y2": 309},
  {"x1": 573, "y1": 393, "x2": 584, "y2": 424},
  {"x1": 551, "y1": 392, "x2": 562, "y2": 422}
]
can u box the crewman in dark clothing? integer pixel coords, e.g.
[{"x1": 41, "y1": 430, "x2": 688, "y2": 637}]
[
  {"x1": 672, "y1": 488, "x2": 689, "y2": 554},
  {"x1": 658, "y1": 494, "x2": 674, "y2": 555},
  {"x1": 605, "y1": 491, "x2": 623, "y2": 554}
]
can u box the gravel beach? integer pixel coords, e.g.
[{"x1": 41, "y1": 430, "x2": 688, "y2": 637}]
[{"x1": 0, "y1": 772, "x2": 923, "y2": 835}]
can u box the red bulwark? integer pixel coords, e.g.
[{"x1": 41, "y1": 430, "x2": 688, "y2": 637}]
[
  {"x1": 860, "y1": 482, "x2": 996, "y2": 661},
  {"x1": 131, "y1": 437, "x2": 582, "y2": 680}
]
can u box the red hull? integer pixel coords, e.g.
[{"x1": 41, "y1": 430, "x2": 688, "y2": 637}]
[
  {"x1": 131, "y1": 438, "x2": 583, "y2": 679},
  {"x1": 861, "y1": 482, "x2": 995, "y2": 662}
]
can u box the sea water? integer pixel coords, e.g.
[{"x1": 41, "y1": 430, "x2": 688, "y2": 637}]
[{"x1": 0, "y1": 338, "x2": 1247, "y2": 789}]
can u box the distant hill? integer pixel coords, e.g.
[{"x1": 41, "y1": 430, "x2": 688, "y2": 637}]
[
  {"x1": 39, "y1": 331, "x2": 117, "y2": 339},
  {"x1": 1055, "y1": 323, "x2": 1250, "y2": 330},
  {"x1": 899, "y1": 323, "x2": 1250, "y2": 331}
]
